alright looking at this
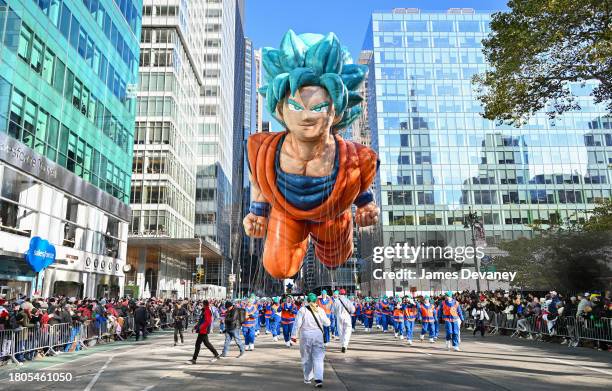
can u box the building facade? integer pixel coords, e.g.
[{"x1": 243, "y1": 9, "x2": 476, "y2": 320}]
[
  {"x1": 194, "y1": 0, "x2": 245, "y2": 290},
  {"x1": 126, "y1": 0, "x2": 210, "y2": 299},
  {"x1": 0, "y1": 0, "x2": 141, "y2": 298},
  {"x1": 362, "y1": 8, "x2": 611, "y2": 296}
]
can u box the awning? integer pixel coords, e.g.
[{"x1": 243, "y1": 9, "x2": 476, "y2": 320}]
[{"x1": 127, "y1": 237, "x2": 223, "y2": 260}]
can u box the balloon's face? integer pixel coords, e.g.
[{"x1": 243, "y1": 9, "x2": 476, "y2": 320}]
[{"x1": 278, "y1": 86, "x2": 337, "y2": 141}]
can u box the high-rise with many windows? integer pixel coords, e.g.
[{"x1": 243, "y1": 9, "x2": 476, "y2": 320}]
[
  {"x1": 0, "y1": 0, "x2": 141, "y2": 298},
  {"x1": 361, "y1": 8, "x2": 611, "y2": 296},
  {"x1": 125, "y1": 0, "x2": 223, "y2": 299},
  {"x1": 194, "y1": 0, "x2": 245, "y2": 289}
]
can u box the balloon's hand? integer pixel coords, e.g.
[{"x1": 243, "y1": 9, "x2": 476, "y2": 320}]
[
  {"x1": 243, "y1": 213, "x2": 268, "y2": 238},
  {"x1": 355, "y1": 202, "x2": 379, "y2": 227}
]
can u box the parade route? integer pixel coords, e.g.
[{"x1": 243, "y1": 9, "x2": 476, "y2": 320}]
[{"x1": 1, "y1": 326, "x2": 611, "y2": 391}]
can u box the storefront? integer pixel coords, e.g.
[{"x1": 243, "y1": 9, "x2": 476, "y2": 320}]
[
  {"x1": 0, "y1": 134, "x2": 130, "y2": 298},
  {"x1": 126, "y1": 237, "x2": 223, "y2": 299}
]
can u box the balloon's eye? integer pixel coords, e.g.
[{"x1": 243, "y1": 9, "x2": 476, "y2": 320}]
[{"x1": 312, "y1": 106, "x2": 328, "y2": 113}]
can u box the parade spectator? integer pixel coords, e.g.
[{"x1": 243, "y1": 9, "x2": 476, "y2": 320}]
[
  {"x1": 219, "y1": 301, "x2": 245, "y2": 358},
  {"x1": 188, "y1": 300, "x2": 220, "y2": 364}
]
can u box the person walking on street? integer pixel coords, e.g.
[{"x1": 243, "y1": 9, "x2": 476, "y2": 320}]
[
  {"x1": 292, "y1": 292, "x2": 331, "y2": 388},
  {"x1": 219, "y1": 301, "x2": 245, "y2": 358},
  {"x1": 332, "y1": 289, "x2": 355, "y2": 353},
  {"x1": 471, "y1": 302, "x2": 489, "y2": 337},
  {"x1": 134, "y1": 301, "x2": 149, "y2": 341},
  {"x1": 172, "y1": 302, "x2": 188, "y2": 346},
  {"x1": 188, "y1": 300, "x2": 220, "y2": 364}
]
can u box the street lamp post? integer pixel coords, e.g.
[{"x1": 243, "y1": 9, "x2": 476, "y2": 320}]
[{"x1": 464, "y1": 207, "x2": 482, "y2": 292}]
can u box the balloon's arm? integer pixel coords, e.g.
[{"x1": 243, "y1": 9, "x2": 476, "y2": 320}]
[{"x1": 248, "y1": 172, "x2": 267, "y2": 203}]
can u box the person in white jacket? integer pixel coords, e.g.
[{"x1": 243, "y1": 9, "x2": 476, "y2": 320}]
[
  {"x1": 471, "y1": 302, "x2": 489, "y2": 336},
  {"x1": 291, "y1": 292, "x2": 331, "y2": 388},
  {"x1": 332, "y1": 289, "x2": 355, "y2": 353}
]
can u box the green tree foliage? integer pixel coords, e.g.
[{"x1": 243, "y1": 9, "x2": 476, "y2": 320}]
[
  {"x1": 495, "y1": 200, "x2": 612, "y2": 290},
  {"x1": 473, "y1": 0, "x2": 612, "y2": 125}
]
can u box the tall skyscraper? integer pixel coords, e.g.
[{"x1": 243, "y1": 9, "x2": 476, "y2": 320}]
[
  {"x1": 362, "y1": 8, "x2": 611, "y2": 296},
  {"x1": 126, "y1": 0, "x2": 222, "y2": 299},
  {"x1": 195, "y1": 0, "x2": 246, "y2": 291},
  {"x1": 0, "y1": 0, "x2": 141, "y2": 298}
]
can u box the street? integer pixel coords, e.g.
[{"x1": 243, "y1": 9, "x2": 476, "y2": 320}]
[{"x1": 1, "y1": 325, "x2": 611, "y2": 390}]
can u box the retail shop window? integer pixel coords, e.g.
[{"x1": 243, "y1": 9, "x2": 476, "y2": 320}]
[
  {"x1": 0, "y1": 200, "x2": 33, "y2": 237},
  {"x1": 53, "y1": 281, "x2": 83, "y2": 298}
]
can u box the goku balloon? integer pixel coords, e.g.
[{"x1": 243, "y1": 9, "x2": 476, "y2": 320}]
[{"x1": 243, "y1": 30, "x2": 379, "y2": 279}]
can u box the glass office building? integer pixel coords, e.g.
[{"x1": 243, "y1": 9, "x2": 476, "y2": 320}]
[
  {"x1": 0, "y1": 0, "x2": 141, "y2": 298},
  {"x1": 362, "y1": 8, "x2": 611, "y2": 295}
]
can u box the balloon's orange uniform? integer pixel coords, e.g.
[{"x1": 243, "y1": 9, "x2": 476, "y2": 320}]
[{"x1": 247, "y1": 131, "x2": 377, "y2": 279}]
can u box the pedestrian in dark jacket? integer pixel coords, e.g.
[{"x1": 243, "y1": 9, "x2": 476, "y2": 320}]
[
  {"x1": 188, "y1": 300, "x2": 219, "y2": 364},
  {"x1": 134, "y1": 302, "x2": 149, "y2": 341},
  {"x1": 220, "y1": 301, "x2": 245, "y2": 358},
  {"x1": 172, "y1": 303, "x2": 188, "y2": 346}
]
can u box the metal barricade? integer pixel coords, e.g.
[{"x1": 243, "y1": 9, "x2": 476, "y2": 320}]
[
  {"x1": 0, "y1": 329, "x2": 14, "y2": 362},
  {"x1": 48, "y1": 323, "x2": 72, "y2": 353},
  {"x1": 575, "y1": 317, "x2": 612, "y2": 344},
  {"x1": 12, "y1": 326, "x2": 51, "y2": 360},
  {"x1": 80, "y1": 320, "x2": 99, "y2": 347}
]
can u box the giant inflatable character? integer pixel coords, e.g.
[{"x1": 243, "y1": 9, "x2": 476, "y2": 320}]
[{"x1": 244, "y1": 30, "x2": 379, "y2": 279}]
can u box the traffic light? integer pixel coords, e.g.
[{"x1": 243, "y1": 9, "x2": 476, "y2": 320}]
[{"x1": 195, "y1": 268, "x2": 205, "y2": 284}]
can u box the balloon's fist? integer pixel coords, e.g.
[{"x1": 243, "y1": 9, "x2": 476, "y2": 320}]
[
  {"x1": 355, "y1": 202, "x2": 379, "y2": 227},
  {"x1": 243, "y1": 213, "x2": 268, "y2": 238}
]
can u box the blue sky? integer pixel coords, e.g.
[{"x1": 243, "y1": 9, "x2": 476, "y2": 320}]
[
  {"x1": 245, "y1": 0, "x2": 509, "y2": 130},
  {"x1": 245, "y1": 0, "x2": 509, "y2": 60}
]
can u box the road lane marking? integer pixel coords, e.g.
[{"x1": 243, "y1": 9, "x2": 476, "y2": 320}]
[
  {"x1": 545, "y1": 357, "x2": 612, "y2": 376},
  {"x1": 83, "y1": 356, "x2": 113, "y2": 391}
]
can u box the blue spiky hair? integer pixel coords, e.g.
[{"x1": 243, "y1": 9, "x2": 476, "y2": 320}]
[{"x1": 259, "y1": 30, "x2": 368, "y2": 133}]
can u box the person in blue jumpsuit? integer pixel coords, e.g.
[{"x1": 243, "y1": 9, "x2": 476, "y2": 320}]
[
  {"x1": 242, "y1": 296, "x2": 258, "y2": 351},
  {"x1": 279, "y1": 295, "x2": 298, "y2": 347},
  {"x1": 380, "y1": 296, "x2": 392, "y2": 332},
  {"x1": 402, "y1": 295, "x2": 418, "y2": 345},
  {"x1": 438, "y1": 291, "x2": 464, "y2": 351},
  {"x1": 316, "y1": 290, "x2": 333, "y2": 345},
  {"x1": 418, "y1": 295, "x2": 437, "y2": 343},
  {"x1": 270, "y1": 297, "x2": 282, "y2": 341}
]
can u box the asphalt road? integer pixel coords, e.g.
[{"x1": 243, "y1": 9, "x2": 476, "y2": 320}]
[{"x1": 1, "y1": 324, "x2": 611, "y2": 391}]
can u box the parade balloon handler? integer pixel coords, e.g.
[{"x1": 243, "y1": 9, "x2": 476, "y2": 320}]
[
  {"x1": 438, "y1": 291, "x2": 465, "y2": 351},
  {"x1": 242, "y1": 296, "x2": 258, "y2": 351},
  {"x1": 351, "y1": 296, "x2": 361, "y2": 332},
  {"x1": 331, "y1": 290, "x2": 340, "y2": 339},
  {"x1": 402, "y1": 296, "x2": 419, "y2": 345},
  {"x1": 316, "y1": 290, "x2": 333, "y2": 345},
  {"x1": 392, "y1": 298, "x2": 404, "y2": 339},
  {"x1": 291, "y1": 292, "x2": 331, "y2": 388},
  {"x1": 280, "y1": 295, "x2": 299, "y2": 347},
  {"x1": 418, "y1": 296, "x2": 437, "y2": 343},
  {"x1": 243, "y1": 30, "x2": 380, "y2": 281},
  {"x1": 332, "y1": 289, "x2": 355, "y2": 353},
  {"x1": 270, "y1": 297, "x2": 282, "y2": 341},
  {"x1": 188, "y1": 300, "x2": 220, "y2": 364},
  {"x1": 363, "y1": 298, "x2": 374, "y2": 332}
]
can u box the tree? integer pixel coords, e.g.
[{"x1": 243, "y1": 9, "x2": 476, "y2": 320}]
[
  {"x1": 495, "y1": 200, "x2": 612, "y2": 290},
  {"x1": 582, "y1": 198, "x2": 612, "y2": 232},
  {"x1": 496, "y1": 230, "x2": 611, "y2": 291},
  {"x1": 473, "y1": 0, "x2": 612, "y2": 125}
]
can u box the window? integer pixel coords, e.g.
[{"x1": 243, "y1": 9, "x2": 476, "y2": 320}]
[
  {"x1": 30, "y1": 36, "x2": 43, "y2": 73},
  {"x1": 8, "y1": 89, "x2": 25, "y2": 139},
  {"x1": 53, "y1": 58, "x2": 65, "y2": 93},
  {"x1": 34, "y1": 109, "x2": 48, "y2": 154},
  {"x1": 69, "y1": 15, "x2": 79, "y2": 48},
  {"x1": 431, "y1": 21, "x2": 454, "y2": 32},
  {"x1": 42, "y1": 47, "x2": 54, "y2": 84},
  {"x1": 17, "y1": 25, "x2": 32, "y2": 61},
  {"x1": 417, "y1": 191, "x2": 435, "y2": 205},
  {"x1": 458, "y1": 21, "x2": 481, "y2": 32},
  {"x1": 60, "y1": 2, "x2": 72, "y2": 39}
]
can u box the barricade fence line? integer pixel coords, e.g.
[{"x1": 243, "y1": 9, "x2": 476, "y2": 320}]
[
  {"x1": 0, "y1": 313, "x2": 196, "y2": 366},
  {"x1": 459, "y1": 308, "x2": 611, "y2": 346}
]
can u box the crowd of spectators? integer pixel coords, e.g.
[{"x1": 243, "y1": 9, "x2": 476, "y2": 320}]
[
  {"x1": 450, "y1": 289, "x2": 612, "y2": 350},
  {"x1": 0, "y1": 295, "x2": 217, "y2": 364}
]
